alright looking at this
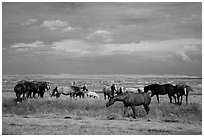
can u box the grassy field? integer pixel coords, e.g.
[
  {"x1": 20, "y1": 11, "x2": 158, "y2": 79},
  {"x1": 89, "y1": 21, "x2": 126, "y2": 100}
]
[{"x1": 2, "y1": 74, "x2": 202, "y2": 135}]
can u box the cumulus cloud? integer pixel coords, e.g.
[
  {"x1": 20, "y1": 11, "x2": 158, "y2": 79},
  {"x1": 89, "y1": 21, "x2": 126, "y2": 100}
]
[
  {"x1": 62, "y1": 26, "x2": 79, "y2": 32},
  {"x1": 10, "y1": 41, "x2": 45, "y2": 48},
  {"x1": 86, "y1": 30, "x2": 113, "y2": 40},
  {"x1": 51, "y1": 38, "x2": 201, "y2": 63},
  {"x1": 21, "y1": 19, "x2": 78, "y2": 33},
  {"x1": 8, "y1": 38, "x2": 201, "y2": 63},
  {"x1": 40, "y1": 20, "x2": 69, "y2": 30}
]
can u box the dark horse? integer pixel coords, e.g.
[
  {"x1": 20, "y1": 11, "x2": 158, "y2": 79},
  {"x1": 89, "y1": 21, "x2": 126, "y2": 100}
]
[
  {"x1": 51, "y1": 87, "x2": 62, "y2": 98},
  {"x1": 33, "y1": 81, "x2": 51, "y2": 98},
  {"x1": 106, "y1": 92, "x2": 151, "y2": 118},
  {"x1": 174, "y1": 84, "x2": 193, "y2": 105},
  {"x1": 72, "y1": 85, "x2": 88, "y2": 98},
  {"x1": 144, "y1": 83, "x2": 177, "y2": 103},
  {"x1": 14, "y1": 83, "x2": 27, "y2": 103},
  {"x1": 14, "y1": 81, "x2": 39, "y2": 103}
]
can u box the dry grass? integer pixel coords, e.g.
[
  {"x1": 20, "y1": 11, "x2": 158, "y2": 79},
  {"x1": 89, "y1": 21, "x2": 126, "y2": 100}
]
[{"x1": 2, "y1": 93, "x2": 202, "y2": 123}]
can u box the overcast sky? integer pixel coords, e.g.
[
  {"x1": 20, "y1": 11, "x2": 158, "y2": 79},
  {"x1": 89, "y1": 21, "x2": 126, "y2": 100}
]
[{"x1": 2, "y1": 2, "x2": 202, "y2": 76}]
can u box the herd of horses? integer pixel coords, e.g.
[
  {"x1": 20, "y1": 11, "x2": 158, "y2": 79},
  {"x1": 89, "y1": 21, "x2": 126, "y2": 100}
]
[{"x1": 13, "y1": 79, "x2": 193, "y2": 118}]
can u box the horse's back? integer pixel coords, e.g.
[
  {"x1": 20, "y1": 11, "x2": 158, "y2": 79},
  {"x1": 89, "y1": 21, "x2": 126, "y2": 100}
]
[
  {"x1": 58, "y1": 86, "x2": 71, "y2": 93},
  {"x1": 127, "y1": 92, "x2": 149, "y2": 106},
  {"x1": 103, "y1": 86, "x2": 111, "y2": 93}
]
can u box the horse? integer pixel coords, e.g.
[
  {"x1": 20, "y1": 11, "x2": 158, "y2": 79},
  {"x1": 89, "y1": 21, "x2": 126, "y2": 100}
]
[
  {"x1": 174, "y1": 84, "x2": 193, "y2": 105},
  {"x1": 115, "y1": 86, "x2": 125, "y2": 95},
  {"x1": 144, "y1": 83, "x2": 176, "y2": 103},
  {"x1": 20, "y1": 81, "x2": 39, "y2": 98},
  {"x1": 106, "y1": 92, "x2": 151, "y2": 118},
  {"x1": 124, "y1": 87, "x2": 138, "y2": 93},
  {"x1": 33, "y1": 81, "x2": 51, "y2": 98},
  {"x1": 55, "y1": 85, "x2": 87, "y2": 99},
  {"x1": 51, "y1": 86, "x2": 74, "y2": 98},
  {"x1": 86, "y1": 91, "x2": 99, "y2": 99},
  {"x1": 14, "y1": 83, "x2": 27, "y2": 103},
  {"x1": 71, "y1": 85, "x2": 88, "y2": 99},
  {"x1": 14, "y1": 80, "x2": 39, "y2": 103},
  {"x1": 50, "y1": 87, "x2": 62, "y2": 98},
  {"x1": 103, "y1": 84, "x2": 117, "y2": 100}
]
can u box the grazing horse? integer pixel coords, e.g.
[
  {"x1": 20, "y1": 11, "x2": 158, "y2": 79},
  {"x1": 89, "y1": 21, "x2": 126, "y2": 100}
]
[
  {"x1": 21, "y1": 81, "x2": 39, "y2": 98},
  {"x1": 50, "y1": 87, "x2": 62, "y2": 98},
  {"x1": 86, "y1": 91, "x2": 99, "y2": 99},
  {"x1": 33, "y1": 81, "x2": 51, "y2": 98},
  {"x1": 14, "y1": 80, "x2": 39, "y2": 102},
  {"x1": 14, "y1": 83, "x2": 27, "y2": 103},
  {"x1": 53, "y1": 86, "x2": 74, "y2": 98},
  {"x1": 116, "y1": 86, "x2": 125, "y2": 95},
  {"x1": 175, "y1": 84, "x2": 193, "y2": 105},
  {"x1": 72, "y1": 85, "x2": 88, "y2": 99},
  {"x1": 103, "y1": 84, "x2": 117, "y2": 100},
  {"x1": 125, "y1": 87, "x2": 138, "y2": 93},
  {"x1": 110, "y1": 84, "x2": 117, "y2": 97},
  {"x1": 106, "y1": 92, "x2": 151, "y2": 118},
  {"x1": 103, "y1": 85, "x2": 112, "y2": 100},
  {"x1": 144, "y1": 83, "x2": 176, "y2": 103},
  {"x1": 55, "y1": 85, "x2": 87, "y2": 99}
]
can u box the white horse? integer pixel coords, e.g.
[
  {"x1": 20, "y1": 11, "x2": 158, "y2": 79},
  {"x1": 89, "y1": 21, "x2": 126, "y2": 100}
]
[
  {"x1": 86, "y1": 91, "x2": 99, "y2": 99},
  {"x1": 124, "y1": 87, "x2": 144, "y2": 93},
  {"x1": 124, "y1": 87, "x2": 138, "y2": 93},
  {"x1": 51, "y1": 85, "x2": 85, "y2": 98}
]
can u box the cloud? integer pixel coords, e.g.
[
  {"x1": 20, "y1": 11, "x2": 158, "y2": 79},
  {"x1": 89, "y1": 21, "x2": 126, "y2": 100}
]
[
  {"x1": 20, "y1": 19, "x2": 78, "y2": 33},
  {"x1": 86, "y1": 30, "x2": 113, "y2": 40},
  {"x1": 10, "y1": 41, "x2": 45, "y2": 48},
  {"x1": 40, "y1": 20, "x2": 69, "y2": 30},
  {"x1": 50, "y1": 38, "x2": 201, "y2": 63},
  {"x1": 51, "y1": 39, "x2": 92, "y2": 57},
  {"x1": 8, "y1": 38, "x2": 201, "y2": 64},
  {"x1": 62, "y1": 26, "x2": 79, "y2": 33}
]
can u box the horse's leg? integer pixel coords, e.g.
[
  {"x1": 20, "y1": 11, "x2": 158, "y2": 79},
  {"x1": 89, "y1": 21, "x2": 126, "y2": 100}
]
[
  {"x1": 123, "y1": 104, "x2": 128, "y2": 117},
  {"x1": 180, "y1": 95, "x2": 183, "y2": 105},
  {"x1": 151, "y1": 93, "x2": 154, "y2": 98},
  {"x1": 186, "y1": 94, "x2": 188, "y2": 105},
  {"x1": 107, "y1": 94, "x2": 110, "y2": 100},
  {"x1": 172, "y1": 94, "x2": 177, "y2": 104},
  {"x1": 177, "y1": 93, "x2": 180, "y2": 105},
  {"x1": 143, "y1": 104, "x2": 150, "y2": 115},
  {"x1": 130, "y1": 105, "x2": 137, "y2": 119},
  {"x1": 104, "y1": 93, "x2": 106, "y2": 100},
  {"x1": 156, "y1": 94, "x2": 160, "y2": 103},
  {"x1": 70, "y1": 93, "x2": 73, "y2": 99},
  {"x1": 168, "y1": 94, "x2": 172, "y2": 103}
]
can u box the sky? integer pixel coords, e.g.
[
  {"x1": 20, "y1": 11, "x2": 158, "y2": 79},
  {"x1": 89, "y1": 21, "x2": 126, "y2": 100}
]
[{"x1": 2, "y1": 2, "x2": 202, "y2": 76}]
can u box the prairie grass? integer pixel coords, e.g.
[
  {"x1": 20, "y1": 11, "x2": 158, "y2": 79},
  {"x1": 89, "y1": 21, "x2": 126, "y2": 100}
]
[{"x1": 2, "y1": 95, "x2": 202, "y2": 123}]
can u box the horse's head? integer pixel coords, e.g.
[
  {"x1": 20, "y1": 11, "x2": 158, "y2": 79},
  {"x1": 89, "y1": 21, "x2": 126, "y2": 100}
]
[
  {"x1": 106, "y1": 98, "x2": 115, "y2": 107},
  {"x1": 144, "y1": 86, "x2": 149, "y2": 93},
  {"x1": 81, "y1": 85, "x2": 88, "y2": 92},
  {"x1": 186, "y1": 85, "x2": 193, "y2": 91},
  {"x1": 45, "y1": 82, "x2": 51, "y2": 91},
  {"x1": 184, "y1": 85, "x2": 193, "y2": 95}
]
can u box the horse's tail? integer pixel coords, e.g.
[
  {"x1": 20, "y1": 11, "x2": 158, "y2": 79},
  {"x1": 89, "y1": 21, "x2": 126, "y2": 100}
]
[
  {"x1": 144, "y1": 92, "x2": 151, "y2": 106},
  {"x1": 61, "y1": 92, "x2": 71, "y2": 96}
]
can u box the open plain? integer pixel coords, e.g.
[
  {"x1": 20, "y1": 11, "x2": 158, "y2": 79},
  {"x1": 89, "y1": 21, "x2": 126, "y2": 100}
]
[{"x1": 2, "y1": 74, "x2": 202, "y2": 135}]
